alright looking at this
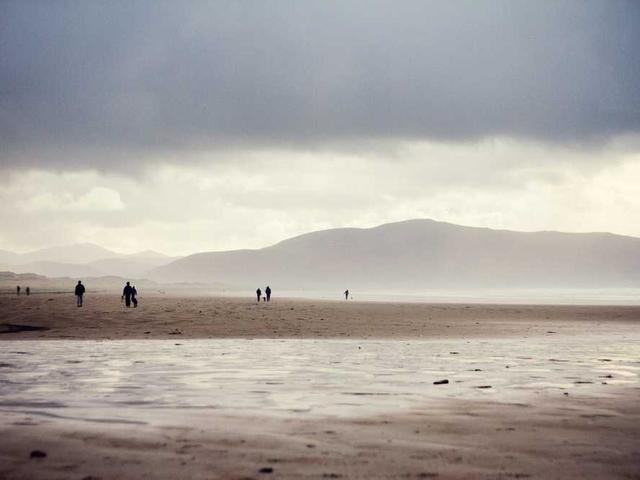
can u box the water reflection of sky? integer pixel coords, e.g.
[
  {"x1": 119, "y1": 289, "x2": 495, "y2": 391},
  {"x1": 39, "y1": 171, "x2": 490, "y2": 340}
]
[{"x1": 0, "y1": 336, "x2": 638, "y2": 425}]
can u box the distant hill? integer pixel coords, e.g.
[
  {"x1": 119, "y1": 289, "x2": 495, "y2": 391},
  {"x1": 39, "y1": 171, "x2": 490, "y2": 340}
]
[
  {"x1": 0, "y1": 271, "x2": 161, "y2": 293},
  {"x1": 0, "y1": 271, "x2": 47, "y2": 283},
  {"x1": 150, "y1": 219, "x2": 640, "y2": 290},
  {"x1": 123, "y1": 250, "x2": 172, "y2": 260},
  {"x1": 87, "y1": 257, "x2": 175, "y2": 278},
  {"x1": 6, "y1": 261, "x2": 101, "y2": 279},
  {"x1": 18, "y1": 243, "x2": 119, "y2": 265},
  {"x1": 0, "y1": 244, "x2": 176, "y2": 279}
]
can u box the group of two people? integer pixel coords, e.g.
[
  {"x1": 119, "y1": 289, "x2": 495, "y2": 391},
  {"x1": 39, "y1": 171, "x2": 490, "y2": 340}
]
[
  {"x1": 122, "y1": 281, "x2": 138, "y2": 308},
  {"x1": 73, "y1": 280, "x2": 138, "y2": 308},
  {"x1": 256, "y1": 285, "x2": 272, "y2": 302},
  {"x1": 15, "y1": 285, "x2": 31, "y2": 296}
]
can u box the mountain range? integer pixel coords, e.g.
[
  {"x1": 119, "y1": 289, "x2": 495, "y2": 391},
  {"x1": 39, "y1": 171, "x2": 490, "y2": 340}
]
[
  {"x1": 150, "y1": 219, "x2": 640, "y2": 290},
  {"x1": 3, "y1": 219, "x2": 640, "y2": 290},
  {"x1": 0, "y1": 243, "x2": 177, "y2": 279}
]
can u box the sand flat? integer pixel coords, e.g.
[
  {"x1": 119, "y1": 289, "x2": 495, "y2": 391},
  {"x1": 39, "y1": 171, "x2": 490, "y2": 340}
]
[
  {"x1": 0, "y1": 294, "x2": 639, "y2": 479},
  {"x1": 1, "y1": 293, "x2": 639, "y2": 340},
  {"x1": 2, "y1": 395, "x2": 639, "y2": 480}
]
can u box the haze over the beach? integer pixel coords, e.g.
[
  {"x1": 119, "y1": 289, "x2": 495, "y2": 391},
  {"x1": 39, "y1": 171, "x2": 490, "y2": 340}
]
[{"x1": 1, "y1": 0, "x2": 639, "y2": 257}]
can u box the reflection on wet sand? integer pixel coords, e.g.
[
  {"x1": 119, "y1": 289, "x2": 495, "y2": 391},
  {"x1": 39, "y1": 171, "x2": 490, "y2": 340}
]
[
  {"x1": 1, "y1": 336, "x2": 637, "y2": 424},
  {"x1": 1, "y1": 334, "x2": 639, "y2": 479}
]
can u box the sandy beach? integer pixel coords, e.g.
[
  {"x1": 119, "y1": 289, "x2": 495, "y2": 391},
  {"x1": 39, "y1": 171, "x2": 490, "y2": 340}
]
[
  {"x1": 1, "y1": 292, "x2": 640, "y2": 340},
  {"x1": 0, "y1": 294, "x2": 639, "y2": 479}
]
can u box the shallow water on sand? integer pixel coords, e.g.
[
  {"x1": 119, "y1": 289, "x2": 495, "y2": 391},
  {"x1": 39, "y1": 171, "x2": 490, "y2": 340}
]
[{"x1": 0, "y1": 336, "x2": 638, "y2": 425}]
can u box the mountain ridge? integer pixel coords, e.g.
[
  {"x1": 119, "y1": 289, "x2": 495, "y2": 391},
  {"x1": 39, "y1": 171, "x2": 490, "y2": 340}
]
[
  {"x1": 0, "y1": 243, "x2": 177, "y2": 278},
  {"x1": 150, "y1": 219, "x2": 640, "y2": 289},
  {"x1": 3, "y1": 220, "x2": 640, "y2": 288}
]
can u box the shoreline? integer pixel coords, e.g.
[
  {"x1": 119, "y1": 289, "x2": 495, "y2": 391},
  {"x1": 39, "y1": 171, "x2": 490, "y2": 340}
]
[{"x1": 3, "y1": 288, "x2": 640, "y2": 306}]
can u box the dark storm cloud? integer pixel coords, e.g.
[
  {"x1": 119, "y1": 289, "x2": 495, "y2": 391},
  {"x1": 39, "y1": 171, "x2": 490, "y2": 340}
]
[{"x1": 1, "y1": 0, "x2": 639, "y2": 169}]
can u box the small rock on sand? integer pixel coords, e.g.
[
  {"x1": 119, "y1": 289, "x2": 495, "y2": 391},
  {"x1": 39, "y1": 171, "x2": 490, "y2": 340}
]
[
  {"x1": 30, "y1": 450, "x2": 47, "y2": 459},
  {"x1": 433, "y1": 379, "x2": 449, "y2": 385}
]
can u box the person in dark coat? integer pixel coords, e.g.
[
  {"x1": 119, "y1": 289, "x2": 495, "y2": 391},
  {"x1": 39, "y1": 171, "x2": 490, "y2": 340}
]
[
  {"x1": 26, "y1": 286, "x2": 30, "y2": 296},
  {"x1": 122, "y1": 282, "x2": 133, "y2": 307},
  {"x1": 265, "y1": 286, "x2": 271, "y2": 302},
  {"x1": 256, "y1": 288, "x2": 262, "y2": 302},
  {"x1": 75, "y1": 281, "x2": 85, "y2": 307},
  {"x1": 16, "y1": 285, "x2": 20, "y2": 295},
  {"x1": 344, "y1": 289, "x2": 349, "y2": 300},
  {"x1": 132, "y1": 285, "x2": 138, "y2": 308}
]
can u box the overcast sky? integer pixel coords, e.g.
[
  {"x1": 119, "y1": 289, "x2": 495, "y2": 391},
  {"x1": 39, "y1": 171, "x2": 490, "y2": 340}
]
[{"x1": 1, "y1": 1, "x2": 639, "y2": 255}]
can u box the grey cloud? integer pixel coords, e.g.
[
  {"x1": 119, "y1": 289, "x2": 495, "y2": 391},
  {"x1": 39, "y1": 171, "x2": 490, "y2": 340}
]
[{"x1": 1, "y1": 0, "x2": 639, "y2": 170}]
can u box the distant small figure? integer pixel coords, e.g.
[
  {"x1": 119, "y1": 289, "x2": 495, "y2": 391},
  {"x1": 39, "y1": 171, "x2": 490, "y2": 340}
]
[
  {"x1": 16, "y1": 285, "x2": 20, "y2": 296},
  {"x1": 122, "y1": 281, "x2": 133, "y2": 307},
  {"x1": 132, "y1": 285, "x2": 138, "y2": 308},
  {"x1": 265, "y1": 286, "x2": 271, "y2": 302},
  {"x1": 256, "y1": 288, "x2": 262, "y2": 302},
  {"x1": 344, "y1": 289, "x2": 349, "y2": 300},
  {"x1": 26, "y1": 286, "x2": 30, "y2": 296},
  {"x1": 75, "y1": 281, "x2": 85, "y2": 307}
]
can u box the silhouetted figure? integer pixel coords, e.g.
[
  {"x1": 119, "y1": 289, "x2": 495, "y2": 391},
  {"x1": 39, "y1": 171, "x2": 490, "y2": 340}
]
[
  {"x1": 16, "y1": 285, "x2": 20, "y2": 296},
  {"x1": 344, "y1": 289, "x2": 349, "y2": 300},
  {"x1": 265, "y1": 286, "x2": 271, "y2": 302},
  {"x1": 122, "y1": 281, "x2": 133, "y2": 307},
  {"x1": 75, "y1": 281, "x2": 85, "y2": 307},
  {"x1": 256, "y1": 288, "x2": 262, "y2": 302},
  {"x1": 132, "y1": 286, "x2": 138, "y2": 308},
  {"x1": 26, "y1": 286, "x2": 30, "y2": 296}
]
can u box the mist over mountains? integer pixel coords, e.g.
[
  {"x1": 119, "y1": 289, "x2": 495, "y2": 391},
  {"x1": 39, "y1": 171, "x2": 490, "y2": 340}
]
[
  {"x1": 0, "y1": 243, "x2": 177, "y2": 279},
  {"x1": 2, "y1": 220, "x2": 640, "y2": 291}
]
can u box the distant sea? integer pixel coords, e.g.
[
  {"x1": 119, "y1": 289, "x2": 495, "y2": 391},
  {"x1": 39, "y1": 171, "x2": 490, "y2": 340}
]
[{"x1": 214, "y1": 288, "x2": 640, "y2": 305}]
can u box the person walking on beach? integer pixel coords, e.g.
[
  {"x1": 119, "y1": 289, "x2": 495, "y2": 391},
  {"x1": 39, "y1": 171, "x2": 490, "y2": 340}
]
[
  {"x1": 122, "y1": 282, "x2": 133, "y2": 307},
  {"x1": 75, "y1": 281, "x2": 85, "y2": 307},
  {"x1": 344, "y1": 289, "x2": 349, "y2": 300},
  {"x1": 16, "y1": 285, "x2": 20, "y2": 295},
  {"x1": 26, "y1": 286, "x2": 30, "y2": 296},
  {"x1": 265, "y1": 286, "x2": 271, "y2": 302},
  {"x1": 131, "y1": 285, "x2": 138, "y2": 308},
  {"x1": 256, "y1": 288, "x2": 262, "y2": 302}
]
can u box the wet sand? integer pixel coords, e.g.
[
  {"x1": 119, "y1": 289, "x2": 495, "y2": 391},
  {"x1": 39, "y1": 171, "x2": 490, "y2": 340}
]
[
  {"x1": 2, "y1": 395, "x2": 639, "y2": 480},
  {"x1": 0, "y1": 294, "x2": 639, "y2": 479}
]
